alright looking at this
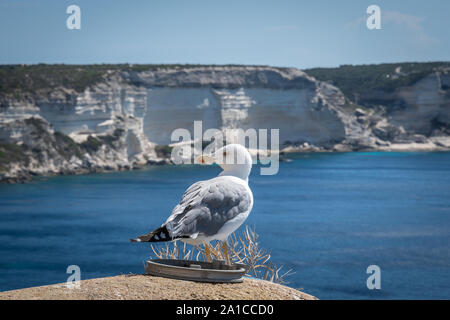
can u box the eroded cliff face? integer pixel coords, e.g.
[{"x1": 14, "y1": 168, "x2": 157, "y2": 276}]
[
  {"x1": 0, "y1": 114, "x2": 158, "y2": 182},
  {"x1": 0, "y1": 65, "x2": 449, "y2": 182},
  {"x1": 143, "y1": 86, "x2": 348, "y2": 146},
  {"x1": 305, "y1": 64, "x2": 450, "y2": 151},
  {"x1": 393, "y1": 71, "x2": 450, "y2": 136},
  {"x1": 121, "y1": 66, "x2": 353, "y2": 146}
]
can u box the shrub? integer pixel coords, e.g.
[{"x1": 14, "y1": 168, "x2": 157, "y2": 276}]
[
  {"x1": 54, "y1": 132, "x2": 83, "y2": 159},
  {"x1": 0, "y1": 143, "x2": 29, "y2": 171},
  {"x1": 155, "y1": 145, "x2": 173, "y2": 158},
  {"x1": 80, "y1": 135, "x2": 103, "y2": 153},
  {"x1": 150, "y1": 225, "x2": 294, "y2": 284}
]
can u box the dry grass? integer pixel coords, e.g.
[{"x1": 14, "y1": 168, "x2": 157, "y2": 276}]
[{"x1": 150, "y1": 225, "x2": 294, "y2": 284}]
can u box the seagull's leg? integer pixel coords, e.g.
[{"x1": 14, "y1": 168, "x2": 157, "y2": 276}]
[
  {"x1": 204, "y1": 243, "x2": 211, "y2": 262},
  {"x1": 221, "y1": 241, "x2": 231, "y2": 265}
]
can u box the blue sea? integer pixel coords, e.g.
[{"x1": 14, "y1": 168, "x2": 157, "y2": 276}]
[{"x1": 0, "y1": 152, "x2": 449, "y2": 299}]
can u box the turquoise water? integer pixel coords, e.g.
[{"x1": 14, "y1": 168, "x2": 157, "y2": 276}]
[{"x1": 0, "y1": 152, "x2": 449, "y2": 299}]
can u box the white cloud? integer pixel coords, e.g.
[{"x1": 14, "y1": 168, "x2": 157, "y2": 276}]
[
  {"x1": 383, "y1": 11, "x2": 438, "y2": 44},
  {"x1": 346, "y1": 10, "x2": 438, "y2": 45}
]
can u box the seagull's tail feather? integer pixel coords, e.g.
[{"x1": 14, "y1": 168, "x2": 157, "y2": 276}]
[{"x1": 130, "y1": 225, "x2": 174, "y2": 242}]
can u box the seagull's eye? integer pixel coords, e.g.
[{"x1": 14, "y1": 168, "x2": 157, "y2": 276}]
[{"x1": 223, "y1": 151, "x2": 227, "y2": 157}]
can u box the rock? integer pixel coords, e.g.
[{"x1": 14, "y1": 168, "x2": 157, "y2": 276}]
[
  {"x1": 354, "y1": 108, "x2": 367, "y2": 117},
  {"x1": 0, "y1": 275, "x2": 317, "y2": 300},
  {"x1": 0, "y1": 115, "x2": 155, "y2": 182},
  {"x1": 391, "y1": 72, "x2": 450, "y2": 135}
]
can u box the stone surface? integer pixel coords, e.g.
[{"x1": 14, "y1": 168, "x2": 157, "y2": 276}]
[{"x1": 0, "y1": 275, "x2": 317, "y2": 300}]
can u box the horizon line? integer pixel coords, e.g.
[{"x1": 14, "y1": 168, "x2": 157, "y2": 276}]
[{"x1": 0, "y1": 60, "x2": 449, "y2": 70}]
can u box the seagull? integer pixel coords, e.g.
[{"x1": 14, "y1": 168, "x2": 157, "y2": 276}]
[{"x1": 131, "y1": 144, "x2": 254, "y2": 265}]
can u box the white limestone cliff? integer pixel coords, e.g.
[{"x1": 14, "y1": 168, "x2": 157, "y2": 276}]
[{"x1": 0, "y1": 65, "x2": 449, "y2": 182}]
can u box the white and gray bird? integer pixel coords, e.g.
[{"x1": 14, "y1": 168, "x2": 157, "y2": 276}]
[{"x1": 131, "y1": 144, "x2": 254, "y2": 264}]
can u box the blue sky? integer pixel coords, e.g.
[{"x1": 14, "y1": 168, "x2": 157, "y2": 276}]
[{"x1": 0, "y1": 0, "x2": 449, "y2": 69}]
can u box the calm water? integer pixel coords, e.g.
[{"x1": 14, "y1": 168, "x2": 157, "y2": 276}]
[{"x1": 0, "y1": 152, "x2": 449, "y2": 299}]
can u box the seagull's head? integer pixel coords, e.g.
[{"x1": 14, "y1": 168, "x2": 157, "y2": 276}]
[{"x1": 195, "y1": 144, "x2": 253, "y2": 181}]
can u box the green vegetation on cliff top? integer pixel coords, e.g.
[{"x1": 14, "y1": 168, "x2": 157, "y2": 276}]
[
  {"x1": 0, "y1": 143, "x2": 29, "y2": 172},
  {"x1": 0, "y1": 62, "x2": 448, "y2": 101},
  {"x1": 0, "y1": 64, "x2": 264, "y2": 98},
  {"x1": 305, "y1": 62, "x2": 450, "y2": 104}
]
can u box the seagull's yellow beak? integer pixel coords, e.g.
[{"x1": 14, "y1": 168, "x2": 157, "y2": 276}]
[{"x1": 194, "y1": 154, "x2": 215, "y2": 165}]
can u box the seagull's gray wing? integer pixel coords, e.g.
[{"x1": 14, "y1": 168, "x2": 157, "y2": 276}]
[{"x1": 164, "y1": 178, "x2": 252, "y2": 239}]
